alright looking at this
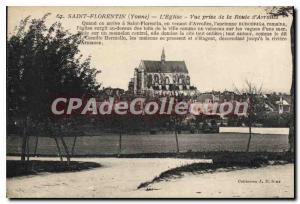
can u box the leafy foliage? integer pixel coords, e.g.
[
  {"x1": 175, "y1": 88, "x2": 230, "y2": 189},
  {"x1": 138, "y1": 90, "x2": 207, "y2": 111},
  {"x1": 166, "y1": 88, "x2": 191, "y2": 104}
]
[{"x1": 7, "y1": 14, "x2": 101, "y2": 123}]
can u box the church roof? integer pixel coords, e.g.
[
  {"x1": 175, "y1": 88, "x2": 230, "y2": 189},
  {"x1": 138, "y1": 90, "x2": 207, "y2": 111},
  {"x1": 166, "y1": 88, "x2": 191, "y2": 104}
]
[{"x1": 142, "y1": 60, "x2": 188, "y2": 73}]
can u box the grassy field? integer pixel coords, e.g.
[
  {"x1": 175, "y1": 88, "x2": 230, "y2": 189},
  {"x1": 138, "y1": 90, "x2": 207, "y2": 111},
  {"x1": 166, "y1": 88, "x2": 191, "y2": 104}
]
[{"x1": 7, "y1": 133, "x2": 288, "y2": 156}]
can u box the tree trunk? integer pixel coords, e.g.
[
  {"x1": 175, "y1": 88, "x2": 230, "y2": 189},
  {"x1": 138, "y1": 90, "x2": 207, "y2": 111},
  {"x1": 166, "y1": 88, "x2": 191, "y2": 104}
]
[
  {"x1": 56, "y1": 123, "x2": 71, "y2": 164},
  {"x1": 60, "y1": 135, "x2": 70, "y2": 165},
  {"x1": 288, "y1": 79, "x2": 294, "y2": 152},
  {"x1": 21, "y1": 118, "x2": 28, "y2": 161},
  {"x1": 54, "y1": 136, "x2": 63, "y2": 162},
  {"x1": 246, "y1": 96, "x2": 252, "y2": 152},
  {"x1": 26, "y1": 135, "x2": 30, "y2": 161},
  {"x1": 118, "y1": 119, "x2": 124, "y2": 157},
  {"x1": 288, "y1": 16, "x2": 295, "y2": 152},
  {"x1": 288, "y1": 125, "x2": 294, "y2": 152},
  {"x1": 34, "y1": 135, "x2": 39, "y2": 156},
  {"x1": 246, "y1": 116, "x2": 252, "y2": 152},
  {"x1": 174, "y1": 118, "x2": 179, "y2": 154},
  {"x1": 71, "y1": 135, "x2": 77, "y2": 156},
  {"x1": 118, "y1": 131, "x2": 122, "y2": 157}
]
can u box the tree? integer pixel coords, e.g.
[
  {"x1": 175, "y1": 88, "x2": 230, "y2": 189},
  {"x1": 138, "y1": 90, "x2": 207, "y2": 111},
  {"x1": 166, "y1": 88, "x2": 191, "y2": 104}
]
[
  {"x1": 266, "y1": 6, "x2": 294, "y2": 152},
  {"x1": 234, "y1": 80, "x2": 263, "y2": 152},
  {"x1": 7, "y1": 14, "x2": 101, "y2": 162}
]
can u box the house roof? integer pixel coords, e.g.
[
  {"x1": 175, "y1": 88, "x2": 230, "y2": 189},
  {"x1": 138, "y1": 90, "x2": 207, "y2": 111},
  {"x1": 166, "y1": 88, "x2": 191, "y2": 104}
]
[
  {"x1": 196, "y1": 93, "x2": 215, "y2": 102},
  {"x1": 276, "y1": 100, "x2": 290, "y2": 106},
  {"x1": 282, "y1": 95, "x2": 291, "y2": 105},
  {"x1": 142, "y1": 60, "x2": 188, "y2": 73}
]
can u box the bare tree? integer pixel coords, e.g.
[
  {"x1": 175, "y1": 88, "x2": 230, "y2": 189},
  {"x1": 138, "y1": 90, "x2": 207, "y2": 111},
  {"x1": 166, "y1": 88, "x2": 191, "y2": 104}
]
[
  {"x1": 266, "y1": 7, "x2": 294, "y2": 152},
  {"x1": 234, "y1": 80, "x2": 263, "y2": 152}
]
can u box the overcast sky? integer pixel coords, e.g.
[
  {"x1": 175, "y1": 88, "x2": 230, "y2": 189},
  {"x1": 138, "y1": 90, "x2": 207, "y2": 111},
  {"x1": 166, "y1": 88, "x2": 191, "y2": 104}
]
[{"x1": 8, "y1": 7, "x2": 293, "y2": 93}]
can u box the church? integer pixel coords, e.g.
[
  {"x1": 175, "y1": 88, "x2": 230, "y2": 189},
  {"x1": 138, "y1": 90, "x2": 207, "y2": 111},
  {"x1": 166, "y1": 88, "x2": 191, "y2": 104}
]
[{"x1": 128, "y1": 49, "x2": 198, "y2": 96}]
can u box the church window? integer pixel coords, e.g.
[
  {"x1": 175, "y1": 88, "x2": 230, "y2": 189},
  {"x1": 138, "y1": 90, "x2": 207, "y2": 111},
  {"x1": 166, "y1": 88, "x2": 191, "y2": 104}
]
[
  {"x1": 154, "y1": 74, "x2": 159, "y2": 83},
  {"x1": 147, "y1": 75, "x2": 153, "y2": 87},
  {"x1": 186, "y1": 76, "x2": 190, "y2": 85},
  {"x1": 165, "y1": 77, "x2": 170, "y2": 85}
]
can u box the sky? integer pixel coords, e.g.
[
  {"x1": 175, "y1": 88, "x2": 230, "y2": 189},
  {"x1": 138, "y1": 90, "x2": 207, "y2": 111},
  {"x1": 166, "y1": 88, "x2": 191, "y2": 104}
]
[{"x1": 7, "y1": 7, "x2": 293, "y2": 93}]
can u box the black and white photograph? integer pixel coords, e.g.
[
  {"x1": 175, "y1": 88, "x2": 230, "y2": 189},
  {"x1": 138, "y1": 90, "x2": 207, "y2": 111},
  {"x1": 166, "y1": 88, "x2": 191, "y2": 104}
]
[{"x1": 5, "y1": 6, "x2": 295, "y2": 199}]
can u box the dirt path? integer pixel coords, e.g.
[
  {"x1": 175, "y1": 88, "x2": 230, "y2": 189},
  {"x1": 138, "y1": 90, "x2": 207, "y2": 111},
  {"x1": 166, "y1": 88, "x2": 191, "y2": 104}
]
[
  {"x1": 7, "y1": 157, "x2": 293, "y2": 198},
  {"x1": 7, "y1": 157, "x2": 210, "y2": 198}
]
